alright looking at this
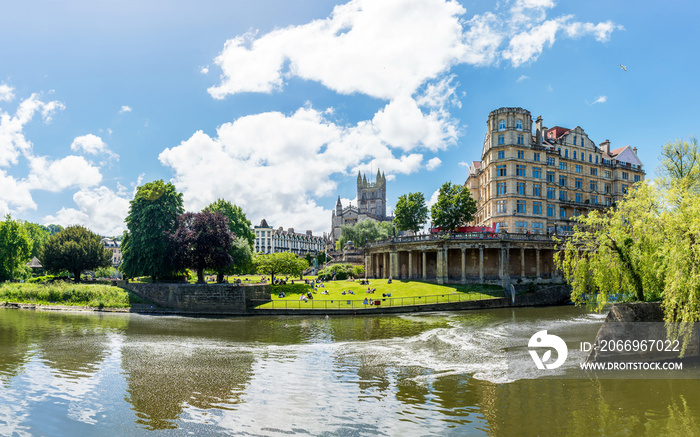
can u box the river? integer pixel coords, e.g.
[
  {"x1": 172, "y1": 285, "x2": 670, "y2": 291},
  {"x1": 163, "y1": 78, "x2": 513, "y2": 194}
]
[{"x1": 1, "y1": 306, "x2": 699, "y2": 436}]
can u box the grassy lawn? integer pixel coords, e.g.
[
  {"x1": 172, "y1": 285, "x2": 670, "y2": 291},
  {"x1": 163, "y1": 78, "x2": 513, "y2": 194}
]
[
  {"x1": 255, "y1": 279, "x2": 504, "y2": 310},
  {"x1": 0, "y1": 282, "x2": 141, "y2": 308}
]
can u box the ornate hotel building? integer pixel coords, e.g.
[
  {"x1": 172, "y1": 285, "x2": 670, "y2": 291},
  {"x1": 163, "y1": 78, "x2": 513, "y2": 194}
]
[{"x1": 465, "y1": 107, "x2": 645, "y2": 234}]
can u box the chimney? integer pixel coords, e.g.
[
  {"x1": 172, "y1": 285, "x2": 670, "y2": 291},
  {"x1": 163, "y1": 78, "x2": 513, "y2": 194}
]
[
  {"x1": 535, "y1": 115, "x2": 543, "y2": 146},
  {"x1": 288, "y1": 228, "x2": 294, "y2": 234},
  {"x1": 600, "y1": 140, "x2": 611, "y2": 155},
  {"x1": 306, "y1": 230, "x2": 312, "y2": 236},
  {"x1": 633, "y1": 146, "x2": 638, "y2": 155}
]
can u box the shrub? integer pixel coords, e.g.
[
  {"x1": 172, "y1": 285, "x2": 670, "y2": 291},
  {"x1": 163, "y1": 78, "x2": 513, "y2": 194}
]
[
  {"x1": 317, "y1": 263, "x2": 355, "y2": 280},
  {"x1": 271, "y1": 283, "x2": 311, "y2": 295}
]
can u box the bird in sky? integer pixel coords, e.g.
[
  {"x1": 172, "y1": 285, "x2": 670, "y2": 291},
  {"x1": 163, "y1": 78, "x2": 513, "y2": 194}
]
[{"x1": 620, "y1": 64, "x2": 627, "y2": 71}]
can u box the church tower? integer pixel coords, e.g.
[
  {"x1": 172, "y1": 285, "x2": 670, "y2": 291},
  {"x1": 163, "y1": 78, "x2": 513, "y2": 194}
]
[{"x1": 357, "y1": 169, "x2": 387, "y2": 219}]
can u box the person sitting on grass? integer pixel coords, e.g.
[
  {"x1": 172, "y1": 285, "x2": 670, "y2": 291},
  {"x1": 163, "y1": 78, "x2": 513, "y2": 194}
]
[
  {"x1": 387, "y1": 278, "x2": 392, "y2": 284},
  {"x1": 363, "y1": 298, "x2": 368, "y2": 305}
]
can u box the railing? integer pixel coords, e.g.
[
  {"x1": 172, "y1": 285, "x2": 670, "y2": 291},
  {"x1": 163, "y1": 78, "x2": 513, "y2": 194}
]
[
  {"x1": 253, "y1": 290, "x2": 504, "y2": 310},
  {"x1": 366, "y1": 232, "x2": 557, "y2": 247}
]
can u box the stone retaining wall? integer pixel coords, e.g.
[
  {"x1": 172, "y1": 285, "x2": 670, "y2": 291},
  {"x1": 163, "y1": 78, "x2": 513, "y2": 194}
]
[{"x1": 120, "y1": 282, "x2": 271, "y2": 314}]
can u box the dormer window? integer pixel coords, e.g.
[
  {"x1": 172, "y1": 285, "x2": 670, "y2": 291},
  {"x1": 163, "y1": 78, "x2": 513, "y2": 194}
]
[
  {"x1": 499, "y1": 119, "x2": 506, "y2": 130},
  {"x1": 516, "y1": 119, "x2": 523, "y2": 130}
]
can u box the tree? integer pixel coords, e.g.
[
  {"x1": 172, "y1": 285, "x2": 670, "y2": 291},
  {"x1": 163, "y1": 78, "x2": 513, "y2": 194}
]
[
  {"x1": 41, "y1": 225, "x2": 111, "y2": 282},
  {"x1": 204, "y1": 199, "x2": 255, "y2": 249},
  {"x1": 339, "y1": 219, "x2": 393, "y2": 248},
  {"x1": 430, "y1": 182, "x2": 477, "y2": 231},
  {"x1": 169, "y1": 211, "x2": 234, "y2": 284},
  {"x1": 253, "y1": 252, "x2": 306, "y2": 284},
  {"x1": 0, "y1": 215, "x2": 33, "y2": 281},
  {"x1": 658, "y1": 136, "x2": 700, "y2": 191},
  {"x1": 22, "y1": 221, "x2": 51, "y2": 259},
  {"x1": 393, "y1": 192, "x2": 429, "y2": 233},
  {"x1": 121, "y1": 180, "x2": 184, "y2": 281},
  {"x1": 204, "y1": 199, "x2": 255, "y2": 281}
]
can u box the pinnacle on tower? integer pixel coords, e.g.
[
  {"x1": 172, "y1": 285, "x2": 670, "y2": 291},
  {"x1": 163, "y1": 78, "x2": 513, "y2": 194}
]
[
  {"x1": 357, "y1": 171, "x2": 362, "y2": 185},
  {"x1": 376, "y1": 169, "x2": 382, "y2": 185},
  {"x1": 363, "y1": 174, "x2": 367, "y2": 186},
  {"x1": 381, "y1": 171, "x2": 386, "y2": 185}
]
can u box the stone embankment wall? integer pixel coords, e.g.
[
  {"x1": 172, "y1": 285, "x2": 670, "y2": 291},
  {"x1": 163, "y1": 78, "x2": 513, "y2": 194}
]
[
  {"x1": 119, "y1": 282, "x2": 271, "y2": 315},
  {"x1": 586, "y1": 302, "x2": 699, "y2": 363}
]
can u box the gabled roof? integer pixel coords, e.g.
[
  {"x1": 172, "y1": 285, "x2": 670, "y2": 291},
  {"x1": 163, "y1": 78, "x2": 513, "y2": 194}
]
[{"x1": 547, "y1": 126, "x2": 570, "y2": 139}]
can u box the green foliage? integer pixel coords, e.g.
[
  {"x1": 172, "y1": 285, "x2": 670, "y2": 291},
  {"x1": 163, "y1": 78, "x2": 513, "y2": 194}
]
[
  {"x1": 353, "y1": 265, "x2": 365, "y2": 278},
  {"x1": 120, "y1": 180, "x2": 184, "y2": 280},
  {"x1": 204, "y1": 199, "x2": 255, "y2": 249},
  {"x1": 430, "y1": 182, "x2": 477, "y2": 231},
  {"x1": 271, "y1": 283, "x2": 311, "y2": 295},
  {"x1": 0, "y1": 282, "x2": 131, "y2": 308},
  {"x1": 658, "y1": 136, "x2": 700, "y2": 191},
  {"x1": 95, "y1": 266, "x2": 118, "y2": 278},
  {"x1": 393, "y1": 192, "x2": 429, "y2": 233},
  {"x1": 0, "y1": 214, "x2": 33, "y2": 281},
  {"x1": 339, "y1": 219, "x2": 393, "y2": 248},
  {"x1": 40, "y1": 225, "x2": 112, "y2": 282},
  {"x1": 317, "y1": 263, "x2": 355, "y2": 280},
  {"x1": 21, "y1": 221, "x2": 50, "y2": 259},
  {"x1": 253, "y1": 252, "x2": 307, "y2": 283}
]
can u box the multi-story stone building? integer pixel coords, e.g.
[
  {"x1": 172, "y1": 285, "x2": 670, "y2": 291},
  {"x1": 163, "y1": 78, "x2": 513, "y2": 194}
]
[
  {"x1": 254, "y1": 219, "x2": 326, "y2": 255},
  {"x1": 465, "y1": 107, "x2": 645, "y2": 234},
  {"x1": 330, "y1": 169, "x2": 393, "y2": 243},
  {"x1": 101, "y1": 237, "x2": 122, "y2": 267}
]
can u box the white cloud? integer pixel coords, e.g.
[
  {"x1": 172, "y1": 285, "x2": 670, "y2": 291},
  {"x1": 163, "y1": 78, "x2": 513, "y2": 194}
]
[
  {"x1": 119, "y1": 105, "x2": 132, "y2": 113},
  {"x1": 70, "y1": 134, "x2": 113, "y2": 156},
  {"x1": 26, "y1": 155, "x2": 102, "y2": 192},
  {"x1": 200, "y1": 66, "x2": 209, "y2": 74},
  {"x1": 426, "y1": 157, "x2": 442, "y2": 170},
  {"x1": 457, "y1": 161, "x2": 470, "y2": 167},
  {"x1": 516, "y1": 75, "x2": 529, "y2": 82},
  {"x1": 591, "y1": 95, "x2": 608, "y2": 105},
  {"x1": 43, "y1": 186, "x2": 130, "y2": 236},
  {"x1": 0, "y1": 83, "x2": 14, "y2": 102}
]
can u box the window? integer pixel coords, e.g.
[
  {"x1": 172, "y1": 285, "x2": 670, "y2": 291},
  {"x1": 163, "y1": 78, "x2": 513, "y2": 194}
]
[
  {"x1": 516, "y1": 119, "x2": 523, "y2": 130},
  {"x1": 499, "y1": 119, "x2": 506, "y2": 130},
  {"x1": 573, "y1": 135, "x2": 577, "y2": 145},
  {"x1": 546, "y1": 171, "x2": 555, "y2": 183},
  {"x1": 565, "y1": 149, "x2": 569, "y2": 158},
  {"x1": 596, "y1": 156, "x2": 599, "y2": 164},
  {"x1": 589, "y1": 154, "x2": 592, "y2": 163},
  {"x1": 575, "y1": 178, "x2": 583, "y2": 189},
  {"x1": 590, "y1": 180, "x2": 598, "y2": 191},
  {"x1": 517, "y1": 182, "x2": 526, "y2": 195},
  {"x1": 517, "y1": 135, "x2": 524, "y2": 145},
  {"x1": 497, "y1": 182, "x2": 507, "y2": 195},
  {"x1": 575, "y1": 193, "x2": 583, "y2": 203},
  {"x1": 516, "y1": 200, "x2": 526, "y2": 214},
  {"x1": 517, "y1": 150, "x2": 524, "y2": 159},
  {"x1": 497, "y1": 200, "x2": 507, "y2": 214},
  {"x1": 533, "y1": 183, "x2": 541, "y2": 197},
  {"x1": 498, "y1": 134, "x2": 504, "y2": 145},
  {"x1": 604, "y1": 183, "x2": 611, "y2": 194},
  {"x1": 547, "y1": 157, "x2": 556, "y2": 166},
  {"x1": 573, "y1": 151, "x2": 577, "y2": 160},
  {"x1": 622, "y1": 172, "x2": 629, "y2": 180},
  {"x1": 559, "y1": 191, "x2": 568, "y2": 201},
  {"x1": 534, "y1": 152, "x2": 540, "y2": 162},
  {"x1": 559, "y1": 176, "x2": 567, "y2": 187},
  {"x1": 590, "y1": 168, "x2": 598, "y2": 176},
  {"x1": 605, "y1": 170, "x2": 612, "y2": 178},
  {"x1": 547, "y1": 205, "x2": 555, "y2": 217},
  {"x1": 634, "y1": 174, "x2": 641, "y2": 182},
  {"x1": 516, "y1": 221, "x2": 527, "y2": 228},
  {"x1": 497, "y1": 150, "x2": 505, "y2": 159},
  {"x1": 533, "y1": 222, "x2": 543, "y2": 229},
  {"x1": 533, "y1": 202, "x2": 542, "y2": 215},
  {"x1": 560, "y1": 207, "x2": 566, "y2": 219},
  {"x1": 574, "y1": 209, "x2": 581, "y2": 217},
  {"x1": 533, "y1": 167, "x2": 542, "y2": 178},
  {"x1": 575, "y1": 165, "x2": 583, "y2": 173},
  {"x1": 497, "y1": 165, "x2": 507, "y2": 176},
  {"x1": 547, "y1": 187, "x2": 556, "y2": 200},
  {"x1": 605, "y1": 197, "x2": 612, "y2": 206},
  {"x1": 516, "y1": 165, "x2": 526, "y2": 176},
  {"x1": 559, "y1": 162, "x2": 567, "y2": 171},
  {"x1": 622, "y1": 184, "x2": 628, "y2": 194},
  {"x1": 591, "y1": 195, "x2": 598, "y2": 205}
]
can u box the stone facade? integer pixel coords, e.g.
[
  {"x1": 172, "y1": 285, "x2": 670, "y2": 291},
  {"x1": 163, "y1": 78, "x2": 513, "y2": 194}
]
[
  {"x1": 101, "y1": 237, "x2": 122, "y2": 267},
  {"x1": 254, "y1": 219, "x2": 326, "y2": 255},
  {"x1": 364, "y1": 233, "x2": 561, "y2": 285},
  {"x1": 465, "y1": 107, "x2": 646, "y2": 234},
  {"x1": 331, "y1": 169, "x2": 393, "y2": 243}
]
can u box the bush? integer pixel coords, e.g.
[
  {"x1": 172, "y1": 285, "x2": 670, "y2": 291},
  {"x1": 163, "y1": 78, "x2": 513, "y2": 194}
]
[
  {"x1": 353, "y1": 265, "x2": 365, "y2": 277},
  {"x1": 317, "y1": 263, "x2": 356, "y2": 281},
  {"x1": 271, "y1": 283, "x2": 311, "y2": 295}
]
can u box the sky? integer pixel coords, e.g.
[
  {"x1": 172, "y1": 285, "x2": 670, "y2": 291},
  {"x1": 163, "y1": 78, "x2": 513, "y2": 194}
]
[{"x1": 1, "y1": 0, "x2": 698, "y2": 237}]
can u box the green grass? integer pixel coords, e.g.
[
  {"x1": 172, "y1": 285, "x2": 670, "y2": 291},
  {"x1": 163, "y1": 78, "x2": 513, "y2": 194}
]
[
  {"x1": 256, "y1": 278, "x2": 504, "y2": 310},
  {"x1": 0, "y1": 282, "x2": 136, "y2": 308}
]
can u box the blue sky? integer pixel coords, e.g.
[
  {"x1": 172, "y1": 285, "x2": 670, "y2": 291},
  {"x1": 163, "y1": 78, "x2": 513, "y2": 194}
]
[{"x1": 1, "y1": 0, "x2": 697, "y2": 236}]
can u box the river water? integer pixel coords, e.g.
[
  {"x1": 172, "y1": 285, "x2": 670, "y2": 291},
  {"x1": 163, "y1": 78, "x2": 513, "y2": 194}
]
[{"x1": 1, "y1": 306, "x2": 699, "y2": 436}]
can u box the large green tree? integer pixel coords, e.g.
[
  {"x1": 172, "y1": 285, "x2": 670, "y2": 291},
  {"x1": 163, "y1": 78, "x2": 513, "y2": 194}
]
[
  {"x1": 204, "y1": 199, "x2": 255, "y2": 281},
  {"x1": 339, "y1": 219, "x2": 393, "y2": 248},
  {"x1": 204, "y1": 199, "x2": 255, "y2": 249},
  {"x1": 658, "y1": 136, "x2": 700, "y2": 191},
  {"x1": 430, "y1": 182, "x2": 477, "y2": 231},
  {"x1": 0, "y1": 215, "x2": 33, "y2": 281},
  {"x1": 393, "y1": 192, "x2": 429, "y2": 233},
  {"x1": 41, "y1": 225, "x2": 111, "y2": 282},
  {"x1": 254, "y1": 252, "x2": 308, "y2": 284},
  {"x1": 121, "y1": 180, "x2": 184, "y2": 281},
  {"x1": 22, "y1": 221, "x2": 51, "y2": 259}
]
